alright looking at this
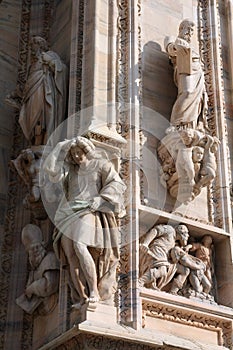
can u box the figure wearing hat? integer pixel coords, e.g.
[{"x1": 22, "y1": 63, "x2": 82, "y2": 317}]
[{"x1": 16, "y1": 224, "x2": 59, "y2": 315}]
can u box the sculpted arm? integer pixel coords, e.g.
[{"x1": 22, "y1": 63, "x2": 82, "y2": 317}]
[
  {"x1": 91, "y1": 161, "x2": 126, "y2": 214},
  {"x1": 25, "y1": 270, "x2": 59, "y2": 298},
  {"x1": 43, "y1": 139, "x2": 73, "y2": 182},
  {"x1": 141, "y1": 227, "x2": 158, "y2": 248}
]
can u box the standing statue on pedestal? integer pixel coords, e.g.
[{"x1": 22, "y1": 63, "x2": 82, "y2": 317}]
[
  {"x1": 6, "y1": 36, "x2": 67, "y2": 145},
  {"x1": 157, "y1": 20, "x2": 220, "y2": 204},
  {"x1": 165, "y1": 19, "x2": 208, "y2": 130},
  {"x1": 43, "y1": 136, "x2": 126, "y2": 307}
]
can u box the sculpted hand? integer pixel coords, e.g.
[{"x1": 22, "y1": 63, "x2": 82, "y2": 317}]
[
  {"x1": 184, "y1": 244, "x2": 193, "y2": 252},
  {"x1": 42, "y1": 52, "x2": 51, "y2": 64},
  {"x1": 25, "y1": 285, "x2": 34, "y2": 299},
  {"x1": 89, "y1": 197, "x2": 105, "y2": 212},
  {"x1": 140, "y1": 243, "x2": 149, "y2": 254},
  {"x1": 176, "y1": 45, "x2": 189, "y2": 56}
]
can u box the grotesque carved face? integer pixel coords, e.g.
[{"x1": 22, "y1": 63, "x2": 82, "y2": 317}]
[{"x1": 70, "y1": 146, "x2": 88, "y2": 165}]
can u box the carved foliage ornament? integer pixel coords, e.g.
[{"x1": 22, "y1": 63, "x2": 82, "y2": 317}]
[{"x1": 142, "y1": 300, "x2": 232, "y2": 348}]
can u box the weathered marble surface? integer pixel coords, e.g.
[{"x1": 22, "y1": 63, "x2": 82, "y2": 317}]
[{"x1": 0, "y1": 0, "x2": 21, "y2": 226}]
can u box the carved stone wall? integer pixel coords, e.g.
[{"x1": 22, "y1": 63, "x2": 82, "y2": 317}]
[
  {"x1": 0, "y1": 0, "x2": 22, "y2": 232},
  {"x1": 0, "y1": 0, "x2": 233, "y2": 349}
]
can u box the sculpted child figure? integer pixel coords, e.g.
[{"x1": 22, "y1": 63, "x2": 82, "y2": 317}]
[
  {"x1": 44, "y1": 136, "x2": 126, "y2": 306},
  {"x1": 188, "y1": 235, "x2": 214, "y2": 288}
]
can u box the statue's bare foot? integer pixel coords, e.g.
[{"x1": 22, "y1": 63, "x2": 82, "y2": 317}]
[
  {"x1": 151, "y1": 284, "x2": 159, "y2": 291},
  {"x1": 88, "y1": 291, "x2": 99, "y2": 303}
]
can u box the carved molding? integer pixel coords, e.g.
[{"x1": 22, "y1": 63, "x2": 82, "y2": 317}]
[
  {"x1": 42, "y1": 0, "x2": 55, "y2": 43},
  {"x1": 1, "y1": 0, "x2": 59, "y2": 348},
  {"x1": 117, "y1": 0, "x2": 143, "y2": 327},
  {"x1": 0, "y1": 0, "x2": 33, "y2": 348},
  {"x1": 53, "y1": 333, "x2": 182, "y2": 350},
  {"x1": 198, "y1": 0, "x2": 232, "y2": 230},
  {"x1": 117, "y1": 0, "x2": 130, "y2": 326},
  {"x1": 142, "y1": 300, "x2": 232, "y2": 348}
]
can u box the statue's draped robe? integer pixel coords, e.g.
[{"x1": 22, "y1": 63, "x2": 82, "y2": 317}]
[
  {"x1": 16, "y1": 252, "x2": 59, "y2": 314},
  {"x1": 140, "y1": 225, "x2": 178, "y2": 289},
  {"x1": 169, "y1": 38, "x2": 208, "y2": 127},
  {"x1": 52, "y1": 157, "x2": 126, "y2": 301},
  {"x1": 19, "y1": 51, "x2": 67, "y2": 142}
]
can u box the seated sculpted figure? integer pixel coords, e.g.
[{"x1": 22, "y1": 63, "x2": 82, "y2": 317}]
[
  {"x1": 165, "y1": 19, "x2": 208, "y2": 130},
  {"x1": 43, "y1": 136, "x2": 126, "y2": 306},
  {"x1": 16, "y1": 224, "x2": 59, "y2": 315}
]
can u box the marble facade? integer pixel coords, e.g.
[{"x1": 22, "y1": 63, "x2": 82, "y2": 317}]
[{"x1": 0, "y1": 0, "x2": 233, "y2": 349}]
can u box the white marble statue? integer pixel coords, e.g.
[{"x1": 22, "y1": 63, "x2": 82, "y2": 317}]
[
  {"x1": 6, "y1": 36, "x2": 67, "y2": 145},
  {"x1": 43, "y1": 136, "x2": 126, "y2": 307},
  {"x1": 139, "y1": 224, "x2": 191, "y2": 291},
  {"x1": 139, "y1": 224, "x2": 215, "y2": 299},
  {"x1": 165, "y1": 19, "x2": 208, "y2": 130}
]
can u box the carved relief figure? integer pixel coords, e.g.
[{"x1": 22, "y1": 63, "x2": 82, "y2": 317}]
[
  {"x1": 175, "y1": 129, "x2": 201, "y2": 188},
  {"x1": 165, "y1": 19, "x2": 208, "y2": 130},
  {"x1": 192, "y1": 146, "x2": 204, "y2": 181},
  {"x1": 16, "y1": 224, "x2": 59, "y2": 315},
  {"x1": 170, "y1": 244, "x2": 211, "y2": 295},
  {"x1": 7, "y1": 36, "x2": 67, "y2": 145},
  {"x1": 158, "y1": 127, "x2": 219, "y2": 203},
  {"x1": 188, "y1": 235, "x2": 215, "y2": 291},
  {"x1": 43, "y1": 137, "x2": 126, "y2": 306},
  {"x1": 12, "y1": 148, "x2": 42, "y2": 206},
  {"x1": 139, "y1": 224, "x2": 215, "y2": 300},
  {"x1": 139, "y1": 224, "x2": 190, "y2": 292},
  {"x1": 11, "y1": 147, "x2": 50, "y2": 220},
  {"x1": 193, "y1": 135, "x2": 220, "y2": 195}
]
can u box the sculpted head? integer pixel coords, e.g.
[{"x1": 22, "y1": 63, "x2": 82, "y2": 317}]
[
  {"x1": 68, "y1": 137, "x2": 95, "y2": 165},
  {"x1": 22, "y1": 224, "x2": 46, "y2": 269},
  {"x1": 202, "y1": 235, "x2": 213, "y2": 247},
  {"x1": 192, "y1": 146, "x2": 204, "y2": 163},
  {"x1": 178, "y1": 19, "x2": 195, "y2": 43},
  {"x1": 176, "y1": 224, "x2": 189, "y2": 246},
  {"x1": 180, "y1": 129, "x2": 195, "y2": 146},
  {"x1": 30, "y1": 36, "x2": 48, "y2": 55}
]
